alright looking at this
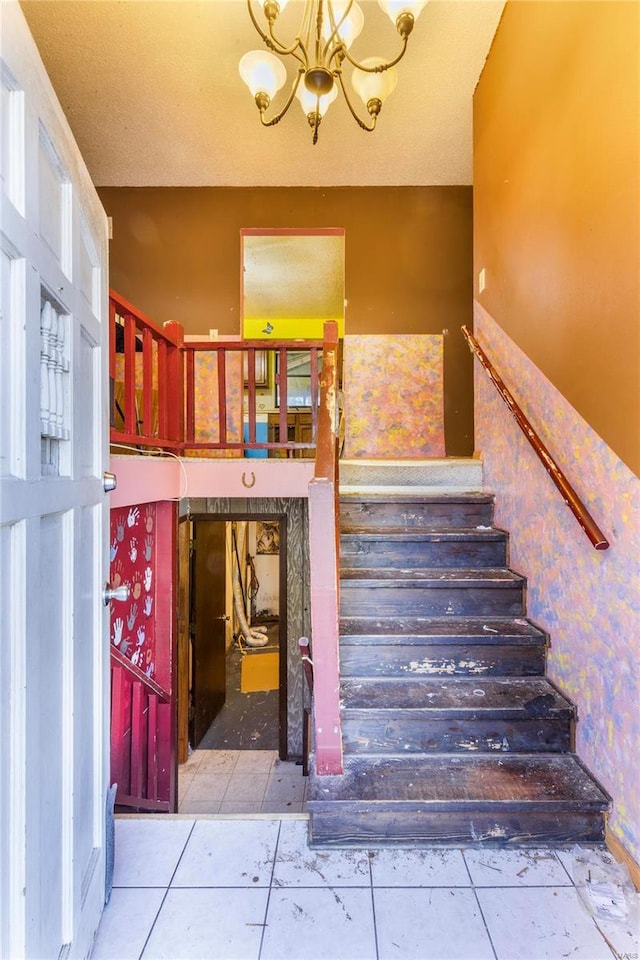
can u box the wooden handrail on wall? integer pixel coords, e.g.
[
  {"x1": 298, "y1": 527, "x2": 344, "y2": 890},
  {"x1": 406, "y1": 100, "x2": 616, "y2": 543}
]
[
  {"x1": 307, "y1": 321, "x2": 343, "y2": 775},
  {"x1": 462, "y1": 325, "x2": 609, "y2": 551}
]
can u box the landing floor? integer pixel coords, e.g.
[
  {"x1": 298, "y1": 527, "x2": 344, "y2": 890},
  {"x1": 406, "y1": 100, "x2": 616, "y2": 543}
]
[{"x1": 92, "y1": 817, "x2": 638, "y2": 959}]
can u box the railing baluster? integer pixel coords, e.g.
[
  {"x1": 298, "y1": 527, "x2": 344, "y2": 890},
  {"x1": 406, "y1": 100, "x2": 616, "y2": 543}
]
[
  {"x1": 110, "y1": 666, "x2": 127, "y2": 795},
  {"x1": 185, "y1": 349, "x2": 195, "y2": 445},
  {"x1": 278, "y1": 346, "x2": 288, "y2": 454},
  {"x1": 130, "y1": 682, "x2": 146, "y2": 800},
  {"x1": 142, "y1": 327, "x2": 153, "y2": 437},
  {"x1": 310, "y1": 346, "x2": 319, "y2": 444},
  {"x1": 157, "y1": 339, "x2": 168, "y2": 440},
  {"x1": 147, "y1": 694, "x2": 159, "y2": 801},
  {"x1": 123, "y1": 314, "x2": 137, "y2": 437},
  {"x1": 217, "y1": 347, "x2": 227, "y2": 446},
  {"x1": 246, "y1": 347, "x2": 257, "y2": 448}
]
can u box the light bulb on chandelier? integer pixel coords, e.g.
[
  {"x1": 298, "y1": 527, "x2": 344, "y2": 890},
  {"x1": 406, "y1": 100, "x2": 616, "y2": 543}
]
[{"x1": 239, "y1": 0, "x2": 427, "y2": 144}]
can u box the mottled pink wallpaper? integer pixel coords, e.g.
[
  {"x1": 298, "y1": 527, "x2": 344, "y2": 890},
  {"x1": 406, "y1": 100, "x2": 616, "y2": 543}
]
[
  {"x1": 186, "y1": 352, "x2": 243, "y2": 458},
  {"x1": 474, "y1": 303, "x2": 640, "y2": 862},
  {"x1": 343, "y1": 335, "x2": 445, "y2": 459}
]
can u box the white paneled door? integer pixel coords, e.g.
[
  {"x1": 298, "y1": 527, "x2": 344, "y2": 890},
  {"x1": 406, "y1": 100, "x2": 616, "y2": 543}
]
[{"x1": 1, "y1": 4, "x2": 110, "y2": 958}]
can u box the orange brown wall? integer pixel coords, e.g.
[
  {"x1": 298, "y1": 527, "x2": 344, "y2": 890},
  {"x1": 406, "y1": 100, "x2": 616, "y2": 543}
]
[
  {"x1": 98, "y1": 186, "x2": 474, "y2": 455},
  {"x1": 474, "y1": 1, "x2": 640, "y2": 476}
]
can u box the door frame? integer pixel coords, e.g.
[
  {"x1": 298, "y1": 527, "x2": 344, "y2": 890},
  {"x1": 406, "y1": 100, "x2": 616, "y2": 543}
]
[
  {"x1": 182, "y1": 512, "x2": 288, "y2": 759},
  {"x1": 1, "y1": 6, "x2": 110, "y2": 956}
]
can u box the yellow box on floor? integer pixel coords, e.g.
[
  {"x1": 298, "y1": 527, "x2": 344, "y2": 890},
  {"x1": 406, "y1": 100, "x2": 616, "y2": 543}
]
[{"x1": 240, "y1": 652, "x2": 279, "y2": 693}]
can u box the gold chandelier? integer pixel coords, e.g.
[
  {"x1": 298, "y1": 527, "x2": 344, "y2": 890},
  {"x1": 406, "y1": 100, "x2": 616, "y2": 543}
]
[{"x1": 239, "y1": 0, "x2": 428, "y2": 144}]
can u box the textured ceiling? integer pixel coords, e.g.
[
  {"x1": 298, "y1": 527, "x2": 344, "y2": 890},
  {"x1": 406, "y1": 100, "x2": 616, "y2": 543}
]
[{"x1": 20, "y1": 0, "x2": 504, "y2": 187}]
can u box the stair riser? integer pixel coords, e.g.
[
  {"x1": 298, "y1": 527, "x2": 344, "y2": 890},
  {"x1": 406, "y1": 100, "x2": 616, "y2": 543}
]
[
  {"x1": 341, "y1": 500, "x2": 494, "y2": 530},
  {"x1": 340, "y1": 644, "x2": 546, "y2": 678},
  {"x1": 340, "y1": 539, "x2": 507, "y2": 568},
  {"x1": 341, "y1": 716, "x2": 572, "y2": 754},
  {"x1": 308, "y1": 808, "x2": 606, "y2": 846},
  {"x1": 340, "y1": 586, "x2": 525, "y2": 618}
]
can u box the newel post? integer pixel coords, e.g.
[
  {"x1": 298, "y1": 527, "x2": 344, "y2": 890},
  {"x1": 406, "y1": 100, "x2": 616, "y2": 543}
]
[
  {"x1": 308, "y1": 477, "x2": 343, "y2": 774},
  {"x1": 164, "y1": 320, "x2": 184, "y2": 450}
]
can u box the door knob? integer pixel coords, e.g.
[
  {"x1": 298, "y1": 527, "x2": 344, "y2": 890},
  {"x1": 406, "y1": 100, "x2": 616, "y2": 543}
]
[
  {"x1": 103, "y1": 471, "x2": 117, "y2": 493},
  {"x1": 103, "y1": 582, "x2": 130, "y2": 606},
  {"x1": 214, "y1": 615, "x2": 231, "y2": 621}
]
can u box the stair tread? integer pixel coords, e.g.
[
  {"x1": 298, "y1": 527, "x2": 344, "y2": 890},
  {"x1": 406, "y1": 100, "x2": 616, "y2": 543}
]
[
  {"x1": 341, "y1": 677, "x2": 572, "y2": 713},
  {"x1": 340, "y1": 493, "x2": 494, "y2": 503},
  {"x1": 308, "y1": 754, "x2": 609, "y2": 806},
  {"x1": 339, "y1": 616, "x2": 547, "y2": 642},
  {"x1": 341, "y1": 568, "x2": 525, "y2": 585},
  {"x1": 341, "y1": 526, "x2": 505, "y2": 538}
]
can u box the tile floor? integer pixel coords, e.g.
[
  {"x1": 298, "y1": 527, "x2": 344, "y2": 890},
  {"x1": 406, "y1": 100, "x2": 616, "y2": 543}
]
[
  {"x1": 178, "y1": 750, "x2": 307, "y2": 815},
  {"x1": 92, "y1": 817, "x2": 639, "y2": 960}
]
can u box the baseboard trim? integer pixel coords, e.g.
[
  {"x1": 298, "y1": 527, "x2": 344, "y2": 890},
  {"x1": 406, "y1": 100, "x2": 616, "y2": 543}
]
[{"x1": 606, "y1": 826, "x2": 640, "y2": 890}]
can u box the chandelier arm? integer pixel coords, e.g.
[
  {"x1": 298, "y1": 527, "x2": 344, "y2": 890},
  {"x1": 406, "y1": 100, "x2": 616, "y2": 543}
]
[
  {"x1": 246, "y1": 0, "x2": 307, "y2": 63},
  {"x1": 247, "y1": 1, "x2": 276, "y2": 47},
  {"x1": 343, "y1": 34, "x2": 409, "y2": 73},
  {"x1": 335, "y1": 71, "x2": 376, "y2": 132},
  {"x1": 321, "y1": 0, "x2": 354, "y2": 61},
  {"x1": 259, "y1": 69, "x2": 306, "y2": 127},
  {"x1": 267, "y1": 24, "x2": 309, "y2": 64}
]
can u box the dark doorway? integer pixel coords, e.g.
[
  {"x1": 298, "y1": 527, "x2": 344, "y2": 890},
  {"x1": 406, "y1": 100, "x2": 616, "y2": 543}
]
[
  {"x1": 190, "y1": 520, "x2": 227, "y2": 747},
  {"x1": 183, "y1": 514, "x2": 288, "y2": 759}
]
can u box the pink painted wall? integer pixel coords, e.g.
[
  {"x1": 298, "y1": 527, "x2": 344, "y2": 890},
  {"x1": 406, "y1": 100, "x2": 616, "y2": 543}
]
[
  {"x1": 109, "y1": 456, "x2": 314, "y2": 508},
  {"x1": 474, "y1": 303, "x2": 640, "y2": 861},
  {"x1": 343, "y1": 335, "x2": 445, "y2": 459}
]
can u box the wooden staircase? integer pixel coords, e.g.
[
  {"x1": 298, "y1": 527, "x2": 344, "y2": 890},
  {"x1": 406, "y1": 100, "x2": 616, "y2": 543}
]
[{"x1": 307, "y1": 489, "x2": 610, "y2": 845}]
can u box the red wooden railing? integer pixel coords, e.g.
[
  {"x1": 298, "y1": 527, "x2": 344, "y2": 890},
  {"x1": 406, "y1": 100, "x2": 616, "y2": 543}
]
[
  {"x1": 182, "y1": 339, "x2": 323, "y2": 455},
  {"x1": 307, "y1": 321, "x2": 343, "y2": 775},
  {"x1": 110, "y1": 648, "x2": 175, "y2": 811},
  {"x1": 109, "y1": 290, "x2": 325, "y2": 457},
  {"x1": 462, "y1": 325, "x2": 609, "y2": 550},
  {"x1": 110, "y1": 290, "x2": 184, "y2": 450}
]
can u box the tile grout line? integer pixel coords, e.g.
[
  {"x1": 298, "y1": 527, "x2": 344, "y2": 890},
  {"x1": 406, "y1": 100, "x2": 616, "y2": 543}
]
[
  {"x1": 137, "y1": 820, "x2": 197, "y2": 960},
  {"x1": 257, "y1": 819, "x2": 283, "y2": 960},
  {"x1": 462, "y1": 849, "x2": 499, "y2": 960},
  {"x1": 368, "y1": 852, "x2": 381, "y2": 960}
]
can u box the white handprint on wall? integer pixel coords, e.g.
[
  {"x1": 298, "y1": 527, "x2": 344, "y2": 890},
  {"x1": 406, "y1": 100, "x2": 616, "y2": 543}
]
[
  {"x1": 136, "y1": 625, "x2": 146, "y2": 646},
  {"x1": 144, "y1": 595, "x2": 153, "y2": 617},
  {"x1": 144, "y1": 566, "x2": 152, "y2": 592},
  {"x1": 127, "y1": 506, "x2": 140, "y2": 528},
  {"x1": 129, "y1": 537, "x2": 138, "y2": 562},
  {"x1": 112, "y1": 618, "x2": 124, "y2": 647}
]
